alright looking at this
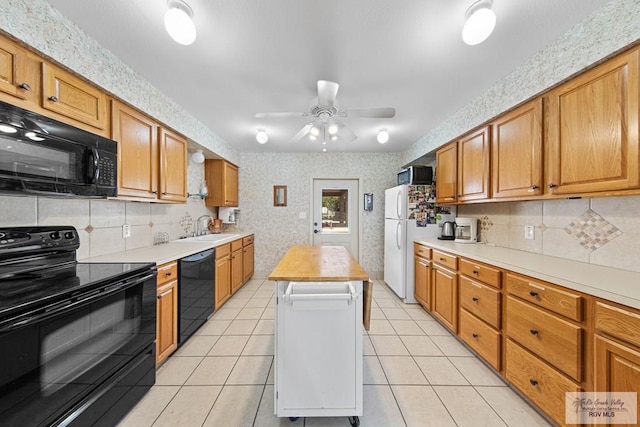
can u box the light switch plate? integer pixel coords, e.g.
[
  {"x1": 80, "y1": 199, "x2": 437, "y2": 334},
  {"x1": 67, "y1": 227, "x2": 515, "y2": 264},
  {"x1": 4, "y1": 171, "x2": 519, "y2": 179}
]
[
  {"x1": 122, "y1": 224, "x2": 131, "y2": 238},
  {"x1": 524, "y1": 225, "x2": 534, "y2": 240}
]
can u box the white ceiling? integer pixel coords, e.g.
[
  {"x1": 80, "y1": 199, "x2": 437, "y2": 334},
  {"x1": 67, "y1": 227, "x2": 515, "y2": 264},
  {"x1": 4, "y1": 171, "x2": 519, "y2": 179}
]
[{"x1": 46, "y1": 0, "x2": 610, "y2": 154}]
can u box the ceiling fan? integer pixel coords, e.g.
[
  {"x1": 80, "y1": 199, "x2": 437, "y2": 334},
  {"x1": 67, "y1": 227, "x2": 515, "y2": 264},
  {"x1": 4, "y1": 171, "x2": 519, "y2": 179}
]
[{"x1": 255, "y1": 80, "x2": 395, "y2": 143}]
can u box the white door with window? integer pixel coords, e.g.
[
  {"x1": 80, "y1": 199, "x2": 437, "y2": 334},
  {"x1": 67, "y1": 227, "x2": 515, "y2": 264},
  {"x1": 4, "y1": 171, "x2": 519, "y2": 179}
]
[{"x1": 312, "y1": 179, "x2": 359, "y2": 260}]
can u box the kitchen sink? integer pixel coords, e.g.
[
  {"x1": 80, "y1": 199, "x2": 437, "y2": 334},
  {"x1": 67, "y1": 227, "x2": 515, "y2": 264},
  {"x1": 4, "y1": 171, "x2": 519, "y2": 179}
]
[{"x1": 175, "y1": 234, "x2": 239, "y2": 242}]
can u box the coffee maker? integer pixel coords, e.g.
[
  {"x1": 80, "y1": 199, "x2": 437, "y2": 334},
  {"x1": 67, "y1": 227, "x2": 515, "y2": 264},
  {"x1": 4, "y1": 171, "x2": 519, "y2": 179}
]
[{"x1": 454, "y1": 217, "x2": 478, "y2": 243}]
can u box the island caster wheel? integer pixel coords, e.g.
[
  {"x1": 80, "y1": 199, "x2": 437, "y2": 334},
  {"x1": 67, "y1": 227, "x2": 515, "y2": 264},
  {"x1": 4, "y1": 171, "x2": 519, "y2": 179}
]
[
  {"x1": 288, "y1": 417, "x2": 299, "y2": 422},
  {"x1": 348, "y1": 416, "x2": 360, "y2": 426}
]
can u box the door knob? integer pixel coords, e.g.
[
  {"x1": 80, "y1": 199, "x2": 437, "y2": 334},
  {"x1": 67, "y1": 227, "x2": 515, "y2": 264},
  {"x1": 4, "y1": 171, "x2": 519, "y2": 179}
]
[
  {"x1": 314, "y1": 222, "x2": 318, "y2": 226},
  {"x1": 314, "y1": 229, "x2": 319, "y2": 234}
]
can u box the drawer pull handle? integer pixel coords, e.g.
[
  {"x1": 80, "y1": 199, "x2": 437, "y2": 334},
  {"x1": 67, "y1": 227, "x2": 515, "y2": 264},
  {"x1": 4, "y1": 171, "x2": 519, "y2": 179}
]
[
  {"x1": 48, "y1": 95, "x2": 59, "y2": 102},
  {"x1": 529, "y1": 379, "x2": 538, "y2": 386},
  {"x1": 472, "y1": 333, "x2": 479, "y2": 339},
  {"x1": 472, "y1": 269, "x2": 479, "y2": 275},
  {"x1": 529, "y1": 291, "x2": 538, "y2": 297},
  {"x1": 166, "y1": 272, "x2": 172, "y2": 277},
  {"x1": 530, "y1": 328, "x2": 539, "y2": 335},
  {"x1": 440, "y1": 257, "x2": 445, "y2": 262},
  {"x1": 19, "y1": 82, "x2": 31, "y2": 91},
  {"x1": 472, "y1": 297, "x2": 479, "y2": 302}
]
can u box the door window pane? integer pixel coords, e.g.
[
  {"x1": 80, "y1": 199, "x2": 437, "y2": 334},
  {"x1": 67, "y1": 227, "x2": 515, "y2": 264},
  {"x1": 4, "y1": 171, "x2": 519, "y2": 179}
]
[{"x1": 322, "y1": 189, "x2": 349, "y2": 233}]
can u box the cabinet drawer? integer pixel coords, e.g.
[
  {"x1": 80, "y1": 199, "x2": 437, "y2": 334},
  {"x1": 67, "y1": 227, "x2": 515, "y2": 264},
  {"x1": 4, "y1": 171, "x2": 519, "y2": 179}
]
[
  {"x1": 459, "y1": 309, "x2": 501, "y2": 370},
  {"x1": 432, "y1": 249, "x2": 457, "y2": 269},
  {"x1": 506, "y1": 296, "x2": 582, "y2": 381},
  {"x1": 414, "y1": 243, "x2": 431, "y2": 260},
  {"x1": 506, "y1": 272, "x2": 582, "y2": 321},
  {"x1": 459, "y1": 276, "x2": 501, "y2": 329},
  {"x1": 595, "y1": 301, "x2": 640, "y2": 348},
  {"x1": 506, "y1": 339, "x2": 581, "y2": 427},
  {"x1": 157, "y1": 261, "x2": 178, "y2": 286},
  {"x1": 231, "y1": 239, "x2": 243, "y2": 251},
  {"x1": 243, "y1": 235, "x2": 254, "y2": 246},
  {"x1": 216, "y1": 243, "x2": 231, "y2": 259},
  {"x1": 459, "y1": 258, "x2": 501, "y2": 288}
]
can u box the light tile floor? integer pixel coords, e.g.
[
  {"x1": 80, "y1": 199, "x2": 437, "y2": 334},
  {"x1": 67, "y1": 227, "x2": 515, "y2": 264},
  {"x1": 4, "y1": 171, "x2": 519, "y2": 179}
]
[{"x1": 119, "y1": 279, "x2": 553, "y2": 427}]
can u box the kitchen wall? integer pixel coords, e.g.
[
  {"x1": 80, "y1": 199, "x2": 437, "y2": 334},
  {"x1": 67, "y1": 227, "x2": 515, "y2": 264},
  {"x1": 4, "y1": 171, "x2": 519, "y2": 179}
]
[
  {"x1": 457, "y1": 195, "x2": 640, "y2": 273},
  {"x1": 238, "y1": 152, "x2": 402, "y2": 279},
  {"x1": 0, "y1": 158, "x2": 214, "y2": 260}
]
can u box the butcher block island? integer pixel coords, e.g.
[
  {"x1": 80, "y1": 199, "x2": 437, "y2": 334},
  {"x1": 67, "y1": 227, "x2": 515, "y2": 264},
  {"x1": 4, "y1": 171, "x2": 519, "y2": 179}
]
[{"x1": 269, "y1": 246, "x2": 370, "y2": 426}]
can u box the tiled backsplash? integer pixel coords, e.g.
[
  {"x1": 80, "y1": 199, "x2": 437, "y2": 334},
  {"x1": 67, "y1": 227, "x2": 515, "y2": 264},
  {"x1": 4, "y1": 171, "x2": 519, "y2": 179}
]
[
  {"x1": 0, "y1": 159, "x2": 214, "y2": 260},
  {"x1": 458, "y1": 195, "x2": 640, "y2": 273}
]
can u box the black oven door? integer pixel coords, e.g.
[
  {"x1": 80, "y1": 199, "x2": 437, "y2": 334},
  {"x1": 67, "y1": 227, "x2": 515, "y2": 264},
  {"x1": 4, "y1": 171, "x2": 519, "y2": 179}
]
[{"x1": 0, "y1": 269, "x2": 156, "y2": 427}]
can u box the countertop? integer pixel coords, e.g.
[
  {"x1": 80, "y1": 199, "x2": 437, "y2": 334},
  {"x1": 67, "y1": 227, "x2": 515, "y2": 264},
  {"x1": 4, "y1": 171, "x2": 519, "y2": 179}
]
[
  {"x1": 268, "y1": 245, "x2": 370, "y2": 282},
  {"x1": 83, "y1": 232, "x2": 254, "y2": 266},
  {"x1": 416, "y1": 238, "x2": 640, "y2": 310}
]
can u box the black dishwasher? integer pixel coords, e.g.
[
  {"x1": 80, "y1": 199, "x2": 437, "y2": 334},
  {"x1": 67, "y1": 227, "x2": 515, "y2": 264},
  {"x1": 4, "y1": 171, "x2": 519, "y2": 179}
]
[{"x1": 178, "y1": 249, "x2": 215, "y2": 345}]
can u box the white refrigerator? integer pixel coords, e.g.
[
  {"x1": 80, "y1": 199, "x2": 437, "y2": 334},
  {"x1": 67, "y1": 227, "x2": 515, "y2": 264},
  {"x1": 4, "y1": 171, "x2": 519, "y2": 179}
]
[{"x1": 383, "y1": 184, "x2": 455, "y2": 303}]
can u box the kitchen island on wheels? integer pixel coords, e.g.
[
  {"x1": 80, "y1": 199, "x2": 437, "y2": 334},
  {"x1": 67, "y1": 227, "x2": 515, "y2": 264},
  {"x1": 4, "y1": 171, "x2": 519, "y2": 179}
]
[{"x1": 269, "y1": 246, "x2": 370, "y2": 427}]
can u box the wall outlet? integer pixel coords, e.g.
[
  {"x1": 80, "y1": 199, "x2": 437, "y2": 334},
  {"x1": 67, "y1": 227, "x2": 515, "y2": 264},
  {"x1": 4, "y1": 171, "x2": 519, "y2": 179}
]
[
  {"x1": 122, "y1": 224, "x2": 131, "y2": 239},
  {"x1": 524, "y1": 225, "x2": 534, "y2": 240}
]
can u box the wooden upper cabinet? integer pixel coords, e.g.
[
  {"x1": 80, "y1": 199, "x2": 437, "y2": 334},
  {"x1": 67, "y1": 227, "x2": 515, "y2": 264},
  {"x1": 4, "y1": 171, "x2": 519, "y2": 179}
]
[
  {"x1": 205, "y1": 159, "x2": 239, "y2": 207},
  {"x1": 458, "y1": 126, "x2": 491, "y2": 202},
  {"x1": 0, "y1": 38, "x2": 31, "y2": 101},
  {"x1": 42, "y1": 63, "x2": 107, "y2": 130},
  {"x1": 435, "y1": 142, "x2": 457, "y2": 204},
  {"x1": 546, "y1": 48, "x2": 639, "y2": 195},
  {"x1": 112, "y1": 100, "x2": 159, "y2": 199},
  {"x1": 158, "y1": 127, "x2": 187, "y2": 202},
  {"x1": 491, "y1": 99, "x2": 543, "y2": 199}
]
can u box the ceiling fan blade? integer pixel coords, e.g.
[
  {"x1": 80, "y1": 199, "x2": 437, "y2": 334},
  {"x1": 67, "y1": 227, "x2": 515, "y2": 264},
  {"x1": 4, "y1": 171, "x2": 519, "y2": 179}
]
[
  {"x1": 337, "y1": 123, "x2": 358, "y2": 143},
  {"x1": 346, "y1": 107, "x2": 396, "y2": 118},
  {"x1": 255, "y1": 112, "x2": 307, "y2": 118},
  {"x1": 317, "y1": 80, "x2": 339, "y2": 108},
  {"x1": 290, "y1": 123, "x2": 313, "y2": 142}
]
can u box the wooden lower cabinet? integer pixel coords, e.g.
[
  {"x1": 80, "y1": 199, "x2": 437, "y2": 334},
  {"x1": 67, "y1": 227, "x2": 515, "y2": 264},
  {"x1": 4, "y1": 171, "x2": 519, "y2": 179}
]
[
  {"x1": 243, "y1": 240, "x2": 254, "y2": 282},
  {"x1": 506, "y1": 339, "x2": 581, "y2": 426},
  {"x1": 414, "y1": 255, "x2": 430, "y2": 310},
  {"x1": 431, "y1": 264, "x2": 457, "y2": 333},
  {"x1": 156, "y1": 261, "x2": 178, "y2": 365},
  {"x1": 230, "y1": 239, "x2": 243, "y2": 294},
  {"x1": 215, "y1": 244, "x2": 232, "y2": 309},
  {"x1": 459, "y1": 309, "x2": 501, "y2": 370}
]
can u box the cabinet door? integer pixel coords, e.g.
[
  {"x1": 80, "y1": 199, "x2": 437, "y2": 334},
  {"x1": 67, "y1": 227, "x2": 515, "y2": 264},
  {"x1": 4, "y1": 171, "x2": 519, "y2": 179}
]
[
  {"x1": 414, "y1": 256, "x2": 430, "y2": 310},
  {"x1": 112, "y1": 101, "x2": 159, "y2": 199},
  {"x1": 158, "y1": 127, "x2": 187, "y2": 202},
  {"x1": 458, "y1": 126, "x2": 491, "y2": 202},
  {"x1": 546, "y1": 48, "x2": 639, "y2": 194},
  {"x1": 205, "y1": 160, "x2": 240, "y2": 207},
  {"x1": 230, "y1": 247, "x2": 243, "y2": 294},
  {"x1": 243, "y1": 242, "x2": 254, "y2": 282},
  {"x1": 435, "y1": 142, "x2": 457, "y2": 204},
  {"x1": 595, "y1": 335, "x2": 640, "y2": 409},
  {"x1": 42, "y1": 63, "x2": 107, "y2": 130},
  {"x1": 215, "y1": 255, "x2": 231, "y2": 309},
  {"x1": 432, "y1": 265, "x2": 458, "y2": 332},
  {"x1": 224, "y1": 161, "x2": 239, "y2": 206},
  {"x1": 492, "y1": 99, "x2": 543, "y2": 198},
  {"x1": 156, "y1": 280, "x2": 178, "y2": 365},
  {"x1": 0, "y1": 38, "x2": 30, "y2": 100}
]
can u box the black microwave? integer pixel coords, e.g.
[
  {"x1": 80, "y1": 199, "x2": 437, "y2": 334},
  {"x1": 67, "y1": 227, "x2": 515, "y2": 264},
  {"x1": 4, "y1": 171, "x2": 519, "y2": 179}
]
[
  {"x1": 0, "y1": 100, "x2": 117, "y2": 198},
  {"x1": 397, "y1": 166, "x2": 433, "y2": 185}
]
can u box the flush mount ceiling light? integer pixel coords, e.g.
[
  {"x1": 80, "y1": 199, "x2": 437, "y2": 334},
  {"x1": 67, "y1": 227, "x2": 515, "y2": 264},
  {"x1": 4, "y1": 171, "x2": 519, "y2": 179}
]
[
  {"x1": 462, "y1": 0, "x2": 496, "y2": 46},
  {"x1": 377, "y1": 129, "x2": 390, "y2": 144},
  {"x1": 164, "y1": 0, "x2": 197, "y2": 46},
  {"x1": 256, "y1": 129, "x2": 269, "y2": 144},
  {"x1": 191, "y1": 149, "x2": 205, "y2": 164}
]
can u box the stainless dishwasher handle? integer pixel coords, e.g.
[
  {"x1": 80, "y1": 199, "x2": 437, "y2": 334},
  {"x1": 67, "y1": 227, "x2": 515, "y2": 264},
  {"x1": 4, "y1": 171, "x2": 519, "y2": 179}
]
[{"x1": 284, "y1": 283, "x2": 358, "y2": 304}]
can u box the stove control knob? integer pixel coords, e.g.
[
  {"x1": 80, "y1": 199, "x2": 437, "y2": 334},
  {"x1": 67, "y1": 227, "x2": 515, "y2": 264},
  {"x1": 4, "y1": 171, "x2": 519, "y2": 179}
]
[
  {"x1": 50, "y1": 231, "x2": 61, "y2": 240},
  {"x1": 63, "y1": 231, "x2": 75, "y2": 239}
]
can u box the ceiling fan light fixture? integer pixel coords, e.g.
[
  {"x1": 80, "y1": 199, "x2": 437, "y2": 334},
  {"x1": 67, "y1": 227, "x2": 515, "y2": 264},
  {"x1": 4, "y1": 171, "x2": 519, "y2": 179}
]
[
  {"x1": 310, "y1": 126, "x2": 320, "y2": 136},
  {"x1": 164, "y1": 0, "x2": 197, "y2": 46},
  {"x1": 462, "y1": 0, "x2": 496, "y2": 46},
  {"x1": 322, "y1": 148, "x2": 327, "y2": 152},
  {"x1": 377, "y1": 129, "x2": 390, "y2": 144},
  {"x1": 327, "y1": 124, "x2": 339, "y2": 135},
  {"x1": 309, "y1": 134, "x2": 317, "y2": 141},
  {"x1": 191, "y1": 149, "x2": 205, "y2": 164},
  {"x1": 330, "y1": 135, "x2": 338, "y2": 141},
  {"x1": 256, "y1": 129, "x2": 268, "y2": 144}
]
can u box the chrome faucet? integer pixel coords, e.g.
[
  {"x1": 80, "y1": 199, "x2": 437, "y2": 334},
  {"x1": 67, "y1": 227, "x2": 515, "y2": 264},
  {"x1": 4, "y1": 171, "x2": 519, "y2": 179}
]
[{"x1": 195, "y1": 215, "x2": 213, "y2": 236}]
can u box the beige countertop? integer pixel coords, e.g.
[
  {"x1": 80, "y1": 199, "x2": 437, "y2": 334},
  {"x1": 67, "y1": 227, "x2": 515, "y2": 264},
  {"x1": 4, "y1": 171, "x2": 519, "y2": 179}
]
[
  {"x1": 415, "y1": 238, "x2": 640, "y2": 310},
  {"x1": 268, "y1": 245, "x2": 370, "y2": 282},
  {"x1": 83, "y1": 232, "x2": 254, "y2": 266}
]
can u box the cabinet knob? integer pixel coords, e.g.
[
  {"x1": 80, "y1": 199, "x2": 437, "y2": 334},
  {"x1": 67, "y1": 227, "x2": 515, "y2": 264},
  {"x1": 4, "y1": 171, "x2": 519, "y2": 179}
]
[
  {"x1": 548, "y1": 183, "x2": 557, "y2": 189},
  {"x1": 472, "y1": 297, "x2": 479, "y2": 302},
  {"x1": 529, "y1": 291, "x2": 538, "y2": 297},
  {"x1": 472, "y1": 269, "x2": 479, "y2": 275},
  {"x1": 166, "y1": 272, "x2": 172, "y2": 277},
  {"x1": 19, "y1": 82, "x2": 31, "y2": 91},
  {"x1": 162, "y1": 192, "x2": 167, "y2": 196},
  {"x1": 530, "y1": 328, "x2": 539, "y2": 335},
  {"x1": 472, "y1": 333, "x2": 479, "y2": 339},
  {"x1": 48, "y1": 95, "x2": 59, "y2": 103},
  {"x1": 152, "y1": 191, "x2": 158, "y2": 195},
  {"x1": 439, "y1": 257, "x2": 445, "y2": 262},
  {"x1": 529, "y1": 379, "x2": 538, "y2": 386}
]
